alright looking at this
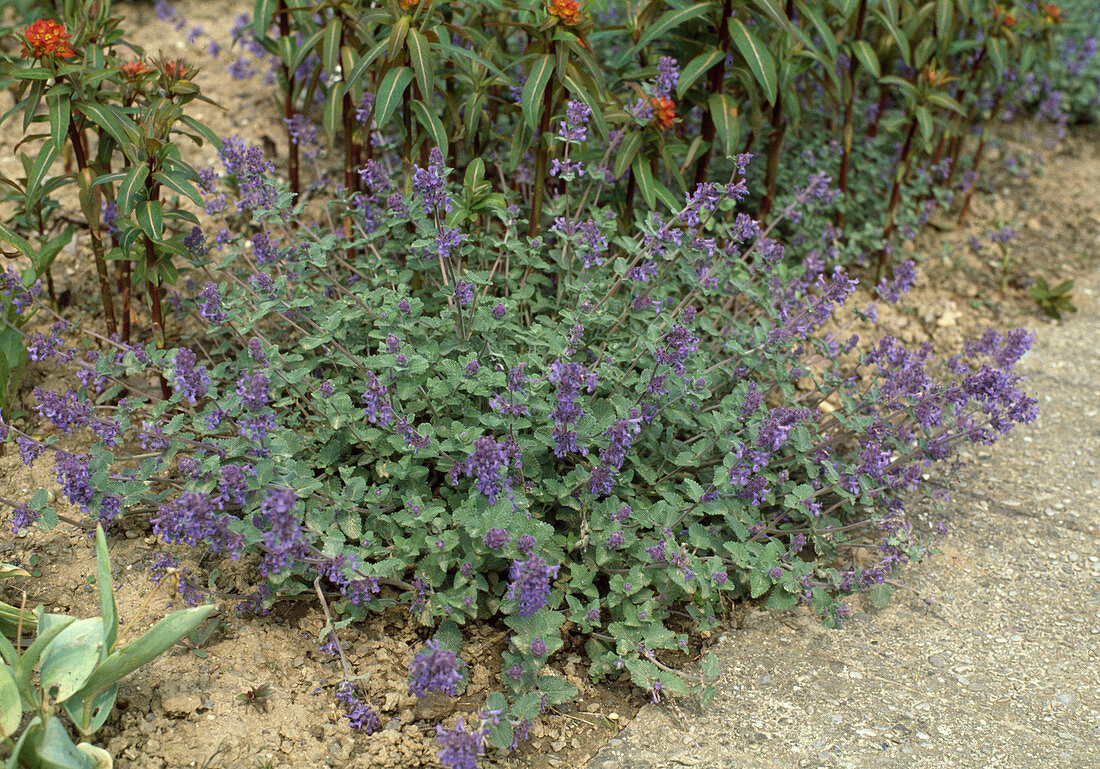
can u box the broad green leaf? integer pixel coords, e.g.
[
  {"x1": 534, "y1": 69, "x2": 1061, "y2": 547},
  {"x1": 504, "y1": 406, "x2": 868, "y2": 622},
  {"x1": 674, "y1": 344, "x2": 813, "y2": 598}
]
[
  {"x1": 387, "y1": 14, "x2": 411, "y2": 64},
  {"x1": 536, "y1": 675, "x2": 577, "y2": 705},
  {"x1": 0, "y1": 665, "x2": 19, "y2": 738},
  {"x1": 925, "y1": 91, "x2": 964, "y2": 116},
  {"x1": 728, "y1": 19, "x2": 778, "y2": 104},
  {"x1": 878, "y1": 75, "x2": 917, "y2": 101},
  {"x1": 934, "y1": 0, "x2": 954, "y2": 40},
  {"x1": 521, "y1": 54, "x2": 554, "y2": 131},
  {"x1": 343, "y1": 39, "x2": 387, "y2": 101},
  {"x1": 508, "y1": 119, "x2": 533, "y2": 171},
  {"x1": 868, "y1": 583, "x2": 892, "y2": 608},
  {"x1": 73, "y1": 101, "x2": 139, "y2": 157},
  {"x1": 24, "y1": 715, "x2": 98, "y2": 769},
  {"x1": 406, "y1": 28, "x2": 434, "y2": 103},
  {"x1": 632, "y1": 156, "x2": 656, "y2": 210},
  {"x1": 22, "y1": 79, "x2": 45, "y2": 133},
  {"x1": 0, "y1": 221, "x2": 34, "y2": 260},
  {"x1": 411, "y1": 100, "x2": 447, "y2": 157},
  {"x1": 619, "y1": 3, "x2": 718, "y2": 65},
  {"x1": 373, "y1": 66, "x2": 414, "y2": 129},
  {"x1": 913, "y1": 37, "x2": 936, "y2": 69},
  {"x1": 873, "y1": 8, "x2": 911, "y2": 64},
  {"x1": 753, "y1": 0, "x2": 793, "y2": 28},
  {"x1": 32, "y1": 226, "x2": 73, "y2": 275},
  {"x1": 39, "y1": 618, "x2": 104, "y2": 704},
  {"x1": 116, "y1": 163, "x2": 149, "y2": 217},
  {"x1": 253, "y1": 0, "x2": 278, "y2": 40},
  {"x1": 69, "y1": 604, "x2": 214, "y2": 702},
  {"x1": 614, "y1": 130, "x2": 642, "y2": 179},
  {"x1": 849, "y1": 39, "x2": 880, "y2": 78},
  {"x1": 152, "y1": 171, "x2": 203, "y2": 206},
  {"x1": 795, "y1": 1, "x2": 837, "y2": 62},
  {"x1": 429, "y1": 40, "x2": 510, "y2": 83},
  {"x1": 321, "y1": 17, "x2": 342, "y2": 84},
  {"x1": 915, "y1": 106, "x2": 933, "y2": 148},
  {"x1": 135, "y1": 200, "x2": 164, "y2": 242},
  {"x1": 322, "y1": 86, "x2": 342, "y2": 147},
  {"x1": 708, "y1": 93, "x2": 740, "y2": 156},
  {"x1": 47, "y1": 92, "x2": 70, "y2": 157},
  {"x1": 749, "y1": 571, "x2": 769, "y2": 598},
  {"x1": 177, "y1": 115, "x2": 220, "y2": 149},
  {"x1": 290, "y1": 27, "x2": 327, "y2": 75},
  {"x1": 63, "y1": 684, "x2": 117, "y2": 738},
  {"x1": 0, "y1": 564, "x2": 30, "y2": 580},
  {"x1": 94, "y1": 526, "x2": 117, "y2": 657},
  {"x1": 677, "y1": 48, "x2": 725, "y2": 99},
  {"x1": 835, "y1": 0, "x2": 861, "y2": 19},
  {"x1": 26, "y1": 140, "x2": 59, "y2": 200}
]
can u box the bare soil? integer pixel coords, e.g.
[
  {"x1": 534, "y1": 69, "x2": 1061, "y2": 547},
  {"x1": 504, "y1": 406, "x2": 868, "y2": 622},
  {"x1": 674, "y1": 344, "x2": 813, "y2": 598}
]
[{"x1": 2, "y1": 2, "x2": 1098, "y2": 768}]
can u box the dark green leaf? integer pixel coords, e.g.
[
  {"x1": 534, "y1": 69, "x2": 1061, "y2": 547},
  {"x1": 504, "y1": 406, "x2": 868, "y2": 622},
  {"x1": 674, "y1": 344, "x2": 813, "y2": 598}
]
[
  {"x1": 614, "y1": 130, "x2": 643, "y2": 179},
  {"x1": 795, "y1": 1, "x2": 837, "y2": 62},
  {"x1": 152, "y1": 171, "x2": 203, "y2": 206},
  {"x1": 849, "y1": 40, "x2": 880, "y2": 78},
  {"x1": 116, "y1": 164, "x2": 149, "y2": 217},
  {"x1": 632, "y1": 156, "x2": 656, "y2": 209},
  {"x1": 373, "y1": 66, "x2": 414, "y2": 129},
  {"x1": 254, "y1": 0, "x2": 277, "y2": 39},
  {"x1": 728, "y1": 19, "x2": 778, "y2": 104},
  {"x1": 708, "y1": 93, "x2": 740, "y2": 156},
  {"x1": 521, "y1": 55, "x2": 555, "y2": 132},
  {"x1": 73, "y1": 101, "x2": 139, "y2": 155},
  {"x1": 868, "y1": 583, "x2": 892, "y2": 608},
  {"x1": 619, "y1": 3, "x2": 719, "y2": 65},
  {"x1": 322, "y1": 86, "x2": 342, "y2": 148},
  {"x1": 321, "y1": 17, "x2": 342, "y2": 84},
  {"x1": 135, "y1": 200, "x2": 164, "y2": 241},
  {"x1": 406, "y1": 28, "x2": 434, "y2": 103},
  {"x1": 934, "y1": 0, "x2": 954, "y2": 40},
  {"x1": 0, "y1": 221, "x2": 35, "y2": 260},
  {"x1": 26, "y1": 140, "x2": 60, "y2": 200},
  {"x1": 47, "y1": 92, "x2": 70, "y2": 156},
  {"x1": 677, "y1": 48, "x2": 725, "y2": 99}
]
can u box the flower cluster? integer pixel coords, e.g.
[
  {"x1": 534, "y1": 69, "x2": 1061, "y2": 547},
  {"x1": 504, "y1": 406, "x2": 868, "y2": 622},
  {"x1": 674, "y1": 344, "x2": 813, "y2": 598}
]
[
  {"x1": 548, "y1": 0, "x2": 581, "y2": 26},
  {"x1": 506, "y1": 554, "x2": 560, "y2": 617},
  {"x1": 409, "y1": 640, "x2": 466, "y2": 697},
  {"x1": 21, "y1": 19, "x2": 76, "y2": 59}
]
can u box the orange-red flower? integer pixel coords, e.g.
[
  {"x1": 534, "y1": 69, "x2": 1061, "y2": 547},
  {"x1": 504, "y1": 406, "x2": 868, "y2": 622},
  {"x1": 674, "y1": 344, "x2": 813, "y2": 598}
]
[
  {"x1": 991, "y1": 4, "x2": 1016, "y2": 28},
  {"x1": 21, "y1": 19, "x2": 76, "y2": 59},
  {"x1": 161, "y1": 58, "x2": 196, "y2": 80},
  {"x1": 548, "y1": 0, "x2": 581, "y2": 26},
  {"x1": 399, "y1": 0, "x2": 418, "y2": 10},
  {"x1": 120, "y1": 60, "x2": 150, "y2": 79},
  {"x1": 1044, "y1": 3, "x2": 1062, "y2": 23},
  {"x1": 650, "y1": 96, "x2": 676, "y2": 131}
]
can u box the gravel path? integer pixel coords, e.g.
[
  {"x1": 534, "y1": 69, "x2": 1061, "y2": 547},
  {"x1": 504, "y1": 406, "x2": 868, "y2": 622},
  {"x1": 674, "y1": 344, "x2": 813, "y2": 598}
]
[{"x1": 583, "y1": 270, "x2": 1100, "y2": 769}]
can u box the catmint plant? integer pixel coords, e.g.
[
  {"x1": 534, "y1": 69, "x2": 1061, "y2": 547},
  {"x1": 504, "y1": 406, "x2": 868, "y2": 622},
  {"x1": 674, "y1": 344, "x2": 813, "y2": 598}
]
[{"x1": 1, "y1": 130, "x2": 1040, "y2": 767}]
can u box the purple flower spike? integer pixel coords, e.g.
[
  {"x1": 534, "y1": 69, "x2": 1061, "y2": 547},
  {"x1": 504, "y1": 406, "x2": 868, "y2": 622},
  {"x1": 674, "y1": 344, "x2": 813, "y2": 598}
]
[
  {"x1": 409, "y1": 639, "x2": 465, "y2": 697},
  {"x1": 435, "y1": 718, "x2": 485, "y2": 769},
  {"x1": 506, "y1": 554, "x2": 560, "y2": 617}
]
